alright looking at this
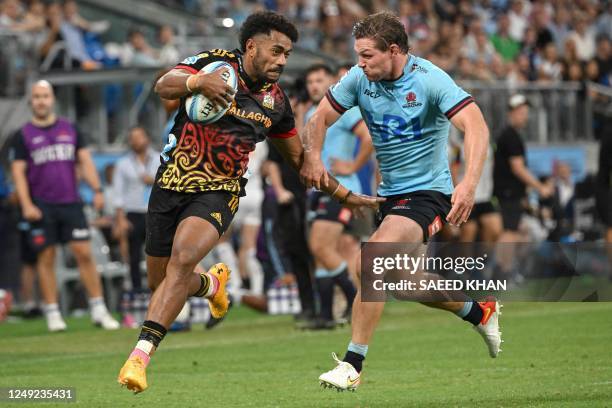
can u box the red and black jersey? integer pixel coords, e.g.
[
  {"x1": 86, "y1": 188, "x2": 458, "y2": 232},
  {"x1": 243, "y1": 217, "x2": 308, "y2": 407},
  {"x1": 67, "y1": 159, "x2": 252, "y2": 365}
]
[{"x1": 157, "y1": 48, "x2": 297, "y2": 195}]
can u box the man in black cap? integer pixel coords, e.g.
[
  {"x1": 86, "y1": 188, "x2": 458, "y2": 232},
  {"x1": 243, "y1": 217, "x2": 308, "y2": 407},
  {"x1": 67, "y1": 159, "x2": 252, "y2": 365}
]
[{"x1": 493, "y1": 94, "x2": 552, "y2": 241}]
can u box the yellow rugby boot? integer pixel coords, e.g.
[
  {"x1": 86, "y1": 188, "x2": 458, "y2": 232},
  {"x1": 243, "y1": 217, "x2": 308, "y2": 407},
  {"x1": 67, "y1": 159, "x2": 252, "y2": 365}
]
[
  {"x1": 117, "y1": 354, "x2": 148, "y2": 393},
  {"x1": 205, "y1": 263, "x2": 231, "y2": 319}
]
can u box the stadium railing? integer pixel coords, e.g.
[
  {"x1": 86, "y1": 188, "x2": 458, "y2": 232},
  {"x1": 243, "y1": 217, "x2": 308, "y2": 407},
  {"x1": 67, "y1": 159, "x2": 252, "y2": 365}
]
[{"x1": 459, "y1": 81, "x2": 596, "y2": 143}]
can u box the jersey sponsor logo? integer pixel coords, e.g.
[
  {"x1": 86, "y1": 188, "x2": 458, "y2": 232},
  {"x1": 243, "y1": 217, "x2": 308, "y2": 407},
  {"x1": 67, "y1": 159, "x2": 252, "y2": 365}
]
[
  {"x1": 210, "y1": 49, "x2": 235, "y2": 58},
  {"x1": 363, "y1": 89, "x2": 381, "y2": 99},
  {"x1": 405, "y1": 92, "x2": 423, "y2": 108},
  {"x1": 227, "y1": 103, "x2": 272, "y2": 128},
  {"x1": 262, "y1": 93, "x2": 274, "y2": 109},
  {"x1": 31, "y1": 143, "x2": 75, "y2": 165},
  {"x1": 32, "y1": 136, "x2": 45, "y2": 144},
  {"x1": 410, "y1": 63, "x2": 428, "y2": 74},
  {"x1": 181, "y1": 55, "x2": 199, "y2": 65},
  {"x1": 428, "y1": 215, "x2": 443, "y2": 237},
  {"x1": 210, "y1": 212, "x2": 223, "y2": 226}
]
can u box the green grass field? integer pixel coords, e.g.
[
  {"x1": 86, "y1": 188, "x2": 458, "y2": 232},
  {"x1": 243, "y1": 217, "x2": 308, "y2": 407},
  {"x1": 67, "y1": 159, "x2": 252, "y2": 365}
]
[{"x1": 1, "y1": 302, "x2": 611, "y2": 407}]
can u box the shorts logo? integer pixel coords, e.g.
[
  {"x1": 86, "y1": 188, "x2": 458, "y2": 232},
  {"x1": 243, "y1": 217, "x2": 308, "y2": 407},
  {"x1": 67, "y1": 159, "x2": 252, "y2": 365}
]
[
  {"x1": 210, "y1": 212, "x2": 223, "y2": 226},
  {"x1": 72, "y1": 228, "x2": 90, "y2": 239},
  {"x1": 338, "y1": 208, "x2": 352, "y2": 224},
  {"x1": 428, "y1": 216, "x2": 443, "y2": 237},
  {"x1": 392, "y1": 198, "x2": 411, "y2": 210},
  {"x1": 32, "y1": 229, "x2": 46, "y2": 246}
]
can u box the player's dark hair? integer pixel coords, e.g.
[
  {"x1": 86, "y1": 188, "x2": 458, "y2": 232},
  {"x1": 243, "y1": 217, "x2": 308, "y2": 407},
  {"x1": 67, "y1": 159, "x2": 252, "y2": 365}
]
[
  {"x1": 352, "y1": 11, "x2": 409, "y2": 53},
  {"x1": 305, "y1": 63, "x2": 334, "y2": 79},
  {"x1": 239, "y1": 12, "x2": 299, "y2": 52}
]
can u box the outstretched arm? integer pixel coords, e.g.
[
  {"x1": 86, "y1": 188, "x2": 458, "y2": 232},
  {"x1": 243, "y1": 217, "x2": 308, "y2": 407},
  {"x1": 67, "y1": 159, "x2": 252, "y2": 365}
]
[{"x1": 270, "y1": 134, "x2": 384, "y2": 212}]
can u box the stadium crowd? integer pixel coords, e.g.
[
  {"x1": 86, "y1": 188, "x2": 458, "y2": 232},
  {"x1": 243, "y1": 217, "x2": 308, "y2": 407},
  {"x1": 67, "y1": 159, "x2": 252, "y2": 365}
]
[{"x1": 0, "y1": 0, "x2": 610, "y2": 85}]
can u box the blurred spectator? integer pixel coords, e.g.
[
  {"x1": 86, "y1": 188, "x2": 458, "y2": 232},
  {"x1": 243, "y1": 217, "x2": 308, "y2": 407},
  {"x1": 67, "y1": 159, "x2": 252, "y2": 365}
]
[
  {"x1": 567, "y1": 13, "x2": 596, "y2": 62},
  {"x1": 0, "y1": 0, "x2": 21, "y2": 29},
  {"x1": 595, "y1": 2, "x2": 612, "y2": 41},
  {"x1": 463, "y1": 20, "x2": 497, "y2": 65},
  {"x1": 0, "y1": 0, "x2": 45, "y2": 34},
  {"x1": 494, "y1": 94, "x2": 553, "y2": 241},
  {"x1": 537, "y1": 42, "x2": 562, "y2": 82},
  {"x1": 584, "y1": 59, "x2": 600, "y2": 84},
  {"x1": 157, "y1": 25, "x2": 179, "y2": 66},
  {"x1": 119, "y1": 28, "x2": 159, "y2": 67},
  {"x1": 594, "y1": 36, "x2": 611, "y2": 85},
  {"x1": 63, "y1": 0, "x2": 109, "y2": 34},
  {"x1": 564, "y1": 61, "x2": 583, "y2": 82},
  {"x1": 38, "y1": 2, "x2": 99, "y2": 70},
  {"x1": 113, "y1": 127, "x2": 159, "y2": 292},
  {"x1": 550, "y1": 7, "x2": 571, "y2": 54},
  {"x1": 490, "y1": 13, "x2": 520, "y2": 62},
  {"x1": 532, "y1": 2, "x2": 554, "y2": 50},
  {"x1": 90, "y1": 163, "x2": 127, "y2": 263},
  {"x1": 508, "y1": 0, "x2": 528, "y2": 42}
]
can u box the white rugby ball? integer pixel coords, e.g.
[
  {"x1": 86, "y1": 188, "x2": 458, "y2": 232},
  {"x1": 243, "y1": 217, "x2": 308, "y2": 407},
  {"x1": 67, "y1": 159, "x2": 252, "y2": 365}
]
[{"x1": 185, "y1": 61, "x2": 238, "y2": 124}]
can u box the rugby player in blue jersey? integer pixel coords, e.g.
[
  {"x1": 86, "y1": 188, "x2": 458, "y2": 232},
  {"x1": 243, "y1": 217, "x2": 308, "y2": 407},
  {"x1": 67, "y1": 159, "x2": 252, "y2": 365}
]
[{"x1": 300, "y1": 12, "x2": 502, "y2": 391}]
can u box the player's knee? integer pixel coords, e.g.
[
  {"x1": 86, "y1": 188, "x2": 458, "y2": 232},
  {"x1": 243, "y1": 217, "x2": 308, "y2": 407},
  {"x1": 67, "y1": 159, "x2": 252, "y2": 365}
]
[
  {"x1": 170, "y1": 247, "x2": 201, "y2": 272},
  {"x1": 309, "y1": 239, "x2": 330, "y2": 259},
  {"x1": 72, "y1": 244, "x2": 93, "y2": 265}
]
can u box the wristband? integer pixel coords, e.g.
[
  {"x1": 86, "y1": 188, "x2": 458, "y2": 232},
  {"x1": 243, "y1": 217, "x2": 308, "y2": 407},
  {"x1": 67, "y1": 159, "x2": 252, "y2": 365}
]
[
  {"x1": 185, "y1": 75, "x2": 195, "y2": 93},
  {"x1": 330, "y1": 183, "x2": 341, "y2": 199},
  {"x1": 339, "y1": 190, "x2": 352, "y2": 204}
]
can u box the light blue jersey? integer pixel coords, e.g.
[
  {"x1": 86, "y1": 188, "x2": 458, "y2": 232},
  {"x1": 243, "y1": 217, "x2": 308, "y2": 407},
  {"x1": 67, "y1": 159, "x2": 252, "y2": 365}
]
[
  {"x1": 326, "y1": 55, "x2": 473, "y2": 196},
  {"x1": 305, "y1": 106, "x2": 364, "y2": 193}
]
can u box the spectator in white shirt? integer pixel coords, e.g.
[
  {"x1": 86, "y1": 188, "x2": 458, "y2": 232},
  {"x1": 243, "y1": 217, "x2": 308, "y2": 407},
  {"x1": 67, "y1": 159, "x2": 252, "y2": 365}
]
[
  {"x1": 112, "y1": 127, "x2": 160, "y2": 291},
  {"x1": 157, "y1": 25, "x2": 179, "y2": 67},
  {"x1": 567, "y1": 14, "x2": 596, "y2": 62}
]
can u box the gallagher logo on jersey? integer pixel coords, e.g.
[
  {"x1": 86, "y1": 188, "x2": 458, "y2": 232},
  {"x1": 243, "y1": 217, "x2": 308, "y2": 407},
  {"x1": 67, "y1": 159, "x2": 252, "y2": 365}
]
[{"x1": 405, "y1": 92, "x2": 423, "y2": 108}]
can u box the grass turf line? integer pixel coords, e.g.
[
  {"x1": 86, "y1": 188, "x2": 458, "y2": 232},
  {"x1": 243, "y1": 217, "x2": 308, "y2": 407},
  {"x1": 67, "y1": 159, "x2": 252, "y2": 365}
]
[{"x1": 0, "y1": 302, "x2": 611, "y2": 407}]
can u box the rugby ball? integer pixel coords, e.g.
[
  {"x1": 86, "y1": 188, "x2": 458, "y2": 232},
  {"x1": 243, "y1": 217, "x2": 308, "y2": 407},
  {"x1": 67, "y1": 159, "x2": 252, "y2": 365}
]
[{"x1": 185, "y1": 61, "x2": 238, "y2": 124}]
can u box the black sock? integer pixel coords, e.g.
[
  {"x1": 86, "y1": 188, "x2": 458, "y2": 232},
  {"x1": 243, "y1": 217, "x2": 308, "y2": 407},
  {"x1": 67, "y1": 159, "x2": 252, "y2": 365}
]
[
  {"x1": 462, "y1": 301, "x2": 484, "y2": 326},
  {"x1": 316, "y1": 277, "x2": 334, "y2": 321},
  {"x1": 332, "y1": 270, "x2": 356, "y2": 309},
  {"x1": 138, "y1": 320, "x2": 168, "y2": 348},
  {"x1": 343, "y1": 351, "x2": 365, "y2": 373}
]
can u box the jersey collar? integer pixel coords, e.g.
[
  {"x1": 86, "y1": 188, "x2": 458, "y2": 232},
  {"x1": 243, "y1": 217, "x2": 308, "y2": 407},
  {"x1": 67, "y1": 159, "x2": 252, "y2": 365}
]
[{"x1": 380, "y1": 54, "x2": 415, "y2": 87}]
